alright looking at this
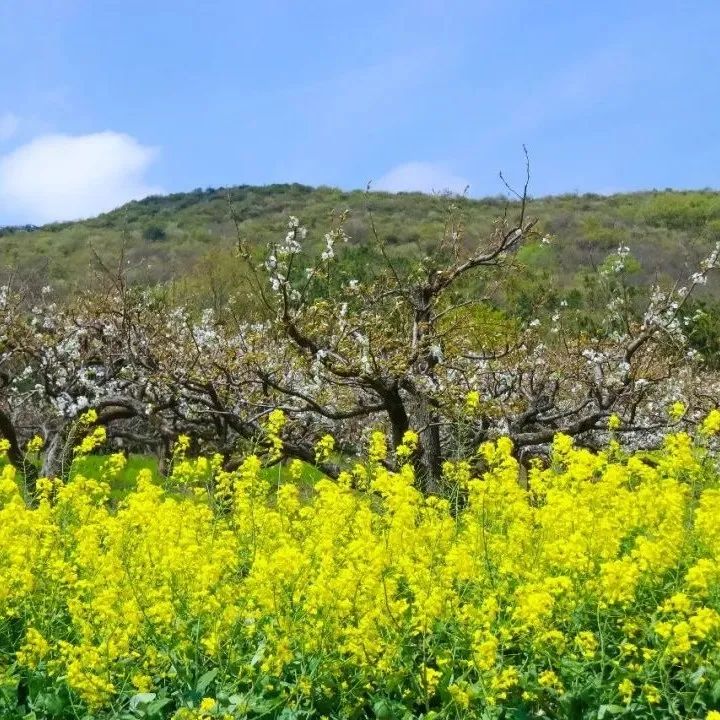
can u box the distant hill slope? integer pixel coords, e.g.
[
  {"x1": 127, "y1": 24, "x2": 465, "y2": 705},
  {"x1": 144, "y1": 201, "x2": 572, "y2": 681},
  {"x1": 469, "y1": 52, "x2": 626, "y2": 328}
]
[{"x1": 2, "y1": 183, "x2": 720, "y2": 297}]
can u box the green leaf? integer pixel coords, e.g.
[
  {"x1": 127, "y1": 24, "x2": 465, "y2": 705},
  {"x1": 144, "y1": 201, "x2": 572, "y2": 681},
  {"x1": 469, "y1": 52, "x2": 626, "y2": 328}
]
[
  {"x1": 278, "y1": 709, "x2": 300, "y2": 720},
  {"x1": 130, "y1": 692, "x2": 157, "y2": 710},
  {"x1": 247, "y1": 695, "x2": 279, "y2": 713},
  {"x1": 690, "y1": 666, "x2": 707, "y2": 685},
  {"x1": 373, "y1": 699, "x2": 394, "y2": 719},
  {"x1": 146, "y1": 697, "x2": 172, "y2": 716},
  {"x1": 195, "y1": 668, "x2": 218, "y2": 694},
  {"x1": 30, "y1": 690, "x2": 67, "y2": 715},
  {"x1": 598, "y1": 705, "x2": 625, "y2": 719},
  {"x1": 711, "y1": 679, "x2": 720, "y2": 703},
  {"x1": 510, "y1": 708, "x2": 530, "y2": 720},
  {"x1": 373, "y1": 698, "x2": 407, "y2": 719},
  {"x1": 250, "y1": 641, "x2": 266, "y2": 667}
]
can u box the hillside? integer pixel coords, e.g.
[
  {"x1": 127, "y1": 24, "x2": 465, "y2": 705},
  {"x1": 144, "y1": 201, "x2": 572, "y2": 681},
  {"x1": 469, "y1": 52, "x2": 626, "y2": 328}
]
[{"x1": 2, "y1": 184, "x2": 720, "y2": 299}]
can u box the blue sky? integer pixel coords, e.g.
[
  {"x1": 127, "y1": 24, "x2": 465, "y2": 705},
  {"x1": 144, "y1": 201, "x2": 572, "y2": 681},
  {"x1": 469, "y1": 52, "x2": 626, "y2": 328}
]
[{"x1": 0, "y1": 1, "x2": 719, "y2": 224}]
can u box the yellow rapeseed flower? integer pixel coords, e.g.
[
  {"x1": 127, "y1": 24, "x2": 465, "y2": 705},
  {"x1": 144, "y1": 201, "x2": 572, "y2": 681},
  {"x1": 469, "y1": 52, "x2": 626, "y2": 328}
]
[
  {"x1": 25, "y1": 435, "x2": 44, "y2": 453},
  {"x1": 0, "y1": 421, "x2": 719, "y2": 716}
]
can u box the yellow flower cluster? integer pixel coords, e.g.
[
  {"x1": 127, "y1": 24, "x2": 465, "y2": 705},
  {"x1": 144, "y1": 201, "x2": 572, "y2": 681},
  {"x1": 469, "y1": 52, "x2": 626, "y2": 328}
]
[
  {"x1": 314, "y1": 434, "x2": 335, "y2": 463},
  {"x1": 465, "y1": 390, "x2": 480, "y2": 413},
  {"x1": 73, "y1": 425, "x2": 106, "y2": 455},
  {"x1": 25, "y1": 435, "x2": 44, "y2": 453},
  {"x1": 264, "y1": 409, "x2": 286, "y2": 461},
  {"x1": 669, "y1": 400, "x2": 687, "y2": 420},
  {"x1": 395, "y1": 429, "x2": 418, "y2": 461},
  {"x1": 79, "y1": 408, "x2": 99, "y2": 425},
  {"x1": 2, "y1": 421, "x2": 720, "y2": 718},
  {"x1": 368, "y1": 429, "x2": 387, "y2": 462},
  {"x1": 702, "y1": 408, "x2": 720, "y2": 435}
]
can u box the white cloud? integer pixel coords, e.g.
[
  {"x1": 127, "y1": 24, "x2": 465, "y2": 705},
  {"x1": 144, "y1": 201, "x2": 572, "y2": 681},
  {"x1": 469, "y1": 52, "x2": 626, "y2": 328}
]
[
  {"x1": 0, "y1": 112, "x2": 19, "y2": 142},
  {"x1": 0, "y1": 131, "x2": 162, "y2": 224},
  {"x1": 373, "y1": 162, "x2": 469, "y2": 195}
]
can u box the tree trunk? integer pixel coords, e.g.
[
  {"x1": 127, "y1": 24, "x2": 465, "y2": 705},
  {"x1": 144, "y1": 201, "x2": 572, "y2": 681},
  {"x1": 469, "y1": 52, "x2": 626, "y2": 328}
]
[
  {"x1": 41, "y1": 425, "x2": 74, "y2": 480},
  {"x1": 386, "y1": 388, "x2": 410, "y2": 450},
  {"x1": 0, "y1": 408, "x2": 39, "y2": 496},
  {"x1": 410, "y1": 393, "x2": 443, "y2": 494},
  {"x1": 0, "y1": 408, "x2": 23, "y2": 468},
  {"x1": 408, "y1": 290, "x2": 444, "y2": 493}
]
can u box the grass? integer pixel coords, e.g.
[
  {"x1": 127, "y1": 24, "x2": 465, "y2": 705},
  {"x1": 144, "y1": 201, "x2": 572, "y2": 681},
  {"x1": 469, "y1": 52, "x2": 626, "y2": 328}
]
[
  {"x1": 3, "y1": 450, "x2": 327, "y2": 506},
  {"x1": 66, "y1": 454, "x2": 325, "y2": 502},
  {"x1": 69, "y1": 454, "x2": 161, "y2": 501}
]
